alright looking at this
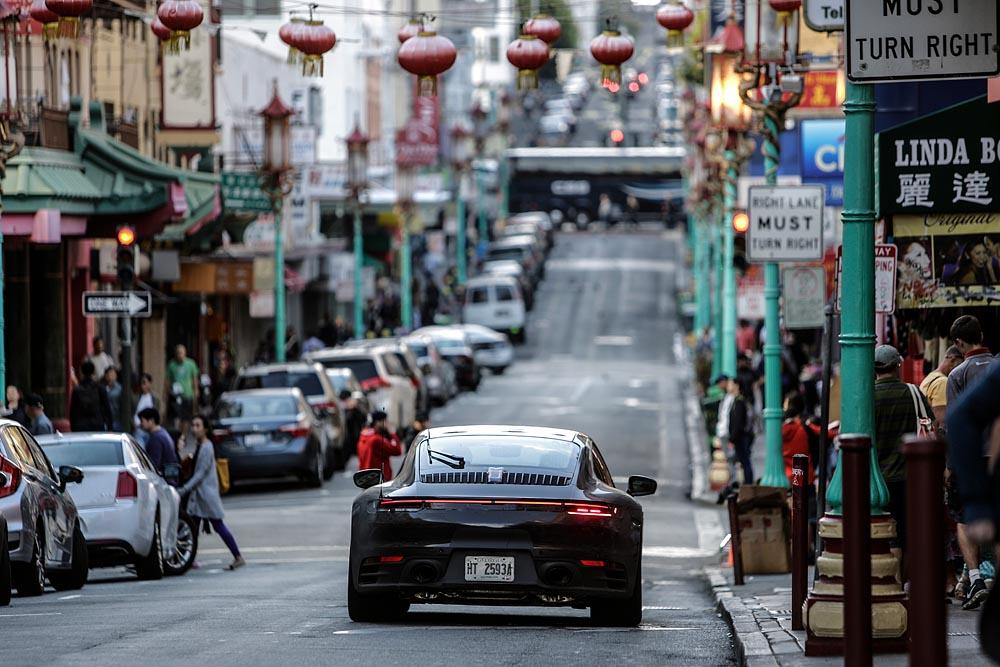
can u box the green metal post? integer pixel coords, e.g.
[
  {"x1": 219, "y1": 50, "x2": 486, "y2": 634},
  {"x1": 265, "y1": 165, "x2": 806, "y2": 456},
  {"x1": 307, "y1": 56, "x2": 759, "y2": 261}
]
[
  {"x1": 692, "y1": 212, "x2": 708, "y2": 334},
  {"x1": 826, "y1": 82, "x2": 889, "y2": 513},
  {"x1": 710, "y1": 216, "x2": 723, "y2": 380},
  {"x1": 353, "y1": 206, "x2": 364, "y2": 338},
  {"x1": 401, "y1": 214, "x2": 412, "y2": 331},
  {"x1": 274, "y1": 202, "x2": 286, "y2": 363},
  {"x1": 721, "y1": 151, "x2": 738, "y2": 378},
  {"x1": 499, "y1": 157, "x2": 509, "y2": 223},
  {"x1": 476, "y1": 169, "x2": 488, "y2": 244},
  {"x1": 759, "y1": 109, "x2": 789, "y2": 489},
  {"x1": 456, "y1": 173, "x2": 467, "y2": 285}
]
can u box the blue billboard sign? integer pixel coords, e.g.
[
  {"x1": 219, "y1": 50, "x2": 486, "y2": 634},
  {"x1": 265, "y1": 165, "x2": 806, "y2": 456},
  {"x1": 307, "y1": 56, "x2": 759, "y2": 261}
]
[{"x1": 800, "y1": 119, "x2": 845, "y2": 206}]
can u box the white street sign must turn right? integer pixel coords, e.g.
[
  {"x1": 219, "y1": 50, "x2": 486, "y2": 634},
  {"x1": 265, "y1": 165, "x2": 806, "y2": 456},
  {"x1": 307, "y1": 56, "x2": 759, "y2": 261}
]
[{"x1": 747, "y1": 185, "x2": 825, "y2": 263}]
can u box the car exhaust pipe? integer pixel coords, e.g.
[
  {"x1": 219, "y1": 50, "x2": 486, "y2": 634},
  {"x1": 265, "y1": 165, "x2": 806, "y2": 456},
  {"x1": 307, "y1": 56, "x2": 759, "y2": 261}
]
[
  {"x1": 540, "y1": 563, "x2": 574, "y2": 586},
  {"x1": 410, "y1": 561, "x2": 441, "y2": 584}
]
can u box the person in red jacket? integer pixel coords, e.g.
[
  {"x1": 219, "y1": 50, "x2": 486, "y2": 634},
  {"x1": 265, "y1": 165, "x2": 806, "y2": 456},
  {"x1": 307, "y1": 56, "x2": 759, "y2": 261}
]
[
  {"x1": 781, "y1": 393, "x2": 819, "y2": 486},
  {"x1": 356, "y1": 410, "x2": 402, "y2": 481}
]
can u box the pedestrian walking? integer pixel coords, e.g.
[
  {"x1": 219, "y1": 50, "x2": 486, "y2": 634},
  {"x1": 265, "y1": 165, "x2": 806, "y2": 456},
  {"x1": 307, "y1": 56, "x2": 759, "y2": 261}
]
[
  {"x1": 166, "y1": 344, "x2": 200, "y2": 433},
  {"x1": 946, "y1": 362, "x2": 1000, "y2": 660},
  {"x1": 24, "y1": 393, "x2": 54, "y2": 436},
  {"x1": 103, "y1": 366, "x2": 123, "y2": 432},
  {"x1": 301, "y1": 330, "x2": 325, "y2": 356},
  {"x1": 133, "y1": 373, "x2": 160, "y2": 445},
  {"x1": 137, "y1": 407, "x2": 180, "y2": 478},
  {"x1": 69, "y1": 361, "x2": 113, "y2": 431},
  {"x1": 85, "y1": 335, "x2": 115, "y2": 381},
  {"x1": 178, "y1": 415, "x2": 244, "y2": 571},
  {"x1": 4, "y1": 385, "x2": 28, "y2": 427},
  {"x1": 872, "y1": 344, "x2": 933, "y2": 573},
  {"x1": 357, "y1": 410, "x2": 402, "y2": 481},
  {"x1": 919, "y1": 345, "x2": 964, "y2": 430},
  {"x1": 726, "y1": 379, "x2": 756, "y2": 485}
]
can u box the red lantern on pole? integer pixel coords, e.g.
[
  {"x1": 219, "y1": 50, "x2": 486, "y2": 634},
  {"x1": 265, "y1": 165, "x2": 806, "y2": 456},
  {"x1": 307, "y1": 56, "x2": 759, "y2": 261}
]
[
  {"x1": 295, "y1": 20, "x2": 336, "y2": 77},
  {"x1": 44, "y1": 0, "x2": 90, "y2": 38},
  {"x1": 656, "y1": 1, "x2": 694, "y2": 49},
  {"x1": 397, "y1": 17, "x2": 420, "y2": 44},
  {"x1": 523, "y1": 14, "x2": 560, "y2": 45},
  {"x1": 590, "y1": 22, "x2": 634, "y2": 88},
  {"x1": 279, "y1": 17, "x2": 305, "y2": 64},
  {"x1": 29, "y1": 0, "x2": 59, "y2": 40},
  {"x1": 506, "y1": 33, "x2": 549, "y2": 90},
  {"x1": 397, "y1": 28, "x2": 457, "y2": 97},
  {"x1": 768, "y1": 0, "x2": 801, "y2": 27},
  {"x1": 157, "y1": 0, "x2": 204, "y2": 52},
  {"x1": 151, "y1": 16, "x2": 176, "y2": 54}
]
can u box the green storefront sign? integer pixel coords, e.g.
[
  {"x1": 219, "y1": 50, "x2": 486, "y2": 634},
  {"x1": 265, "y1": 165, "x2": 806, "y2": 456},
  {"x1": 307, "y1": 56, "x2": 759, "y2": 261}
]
[{"x1": 221, "y1": 172, "x2": 272, "y2": 212}]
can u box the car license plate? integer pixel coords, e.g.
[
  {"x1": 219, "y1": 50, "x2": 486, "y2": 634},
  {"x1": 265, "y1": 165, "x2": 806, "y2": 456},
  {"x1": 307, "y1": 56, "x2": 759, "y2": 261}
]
[
  {"x1": 464, "y1": 556, "x2": 514, "y2": 582},
  {"x1": 244, "y1": 433, "x2": 268, "y2": 447}
]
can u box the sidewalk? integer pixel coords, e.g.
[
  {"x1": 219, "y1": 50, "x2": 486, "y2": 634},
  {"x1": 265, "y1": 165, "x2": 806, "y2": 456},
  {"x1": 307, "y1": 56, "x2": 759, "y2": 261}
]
[{"x1": 704, "y1": 566, "x2": 992, "y2": 666}]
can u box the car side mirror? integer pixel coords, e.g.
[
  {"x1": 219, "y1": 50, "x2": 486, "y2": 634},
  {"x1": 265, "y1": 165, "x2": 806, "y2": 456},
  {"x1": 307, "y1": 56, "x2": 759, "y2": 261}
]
[
  {"x1": 58, "y1": 465, "x2": 84, "y2": 491},
  {"x1": 353, "y1": 468, "x2": 384, "y2": 489},
  {"x1": 627, "y1": 475, "x2": 657, "y2": 497}
]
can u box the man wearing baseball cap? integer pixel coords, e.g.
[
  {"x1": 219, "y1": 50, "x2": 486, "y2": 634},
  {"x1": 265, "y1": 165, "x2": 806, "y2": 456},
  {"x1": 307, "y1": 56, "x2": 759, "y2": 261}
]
[
  {"x1": 356, "y1": 410, "x2": 402, "y2": 481},
  {"x1": 24, "y1": 393, "x2": 54, "y2": 437},
  {"x1": 873, "y1": 344, "x2": 933, "y2": 566}
]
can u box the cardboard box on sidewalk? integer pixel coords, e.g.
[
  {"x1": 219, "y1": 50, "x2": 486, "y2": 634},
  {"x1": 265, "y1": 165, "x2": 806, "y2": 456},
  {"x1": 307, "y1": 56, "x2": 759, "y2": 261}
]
[{"x1": 736, "y1": 485, "x2": 791, "y2": 574}]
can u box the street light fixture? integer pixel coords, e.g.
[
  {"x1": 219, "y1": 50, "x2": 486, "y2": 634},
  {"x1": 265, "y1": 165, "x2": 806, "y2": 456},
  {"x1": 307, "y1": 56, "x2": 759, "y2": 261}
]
[
  {"x1": 259, "y1": 82, "x2": 294, "y2": 363},
  {"x1": 346, "y1": 119, "x2": 370, "y2": 339}
]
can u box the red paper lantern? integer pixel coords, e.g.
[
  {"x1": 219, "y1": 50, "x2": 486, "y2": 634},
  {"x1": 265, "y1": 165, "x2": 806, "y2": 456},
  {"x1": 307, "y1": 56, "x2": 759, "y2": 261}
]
[
  {"x1": 295, "y1": 20, "x2": 336, "y2": 77},
  {"x1": 44, "y1": 0, "x2": 90, "y2": 38},
  {"x1": 506, "y1": 33, "x2": 549, "y2": 90},
  {"x1": 157, "y1": 0, "x2": 204, "y2": 52},
  {"x1": 397, "y1": 18, "x2": 420, "y2": 44},
  {"x1": 656, "y1": 1, "x2": 694, "y2": 49},
  {"x1": 150, "y1": 16, "x2": 176, "y2": 53},
  {"x1": 523, "y1": 14, "x2": 560, "y2": 45},
  {"x1": 590, "y1": 27, "x2": 634, "y2": 88},
  {"x1": 768, "y1": 0, "x2": 801, "y2": 26},
  {"x1": 397, "y1": 29, "x2": 457, "y2": 97},
  {"x1": 29, "y1": 0, "x2": 58, "y2": 40},
  {"x1": 279, "y1": 17, "x2": 306, "y2": 63}
]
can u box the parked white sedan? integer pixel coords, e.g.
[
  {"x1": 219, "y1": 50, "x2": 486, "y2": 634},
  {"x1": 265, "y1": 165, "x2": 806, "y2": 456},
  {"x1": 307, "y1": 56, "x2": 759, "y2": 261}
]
[
  {"x1": 456, "y1": 323, "x2": 515, "y2": 374},
  {"x1": 37, "y1": 433, "x2": 181, "y2": 580}
]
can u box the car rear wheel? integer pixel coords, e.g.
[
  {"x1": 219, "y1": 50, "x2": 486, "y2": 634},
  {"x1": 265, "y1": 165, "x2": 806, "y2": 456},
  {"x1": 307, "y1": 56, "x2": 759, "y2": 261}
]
[
  {"x1": 590, "y1": 562, "x2": 642, "y2": 627},
  {"x1": 0, "y1": 522, "x2": 11, "y2": 606},
  {"x1": 165, "y1": 515, "x2": 198, "y2": 576},
  {"x1": 305, "y1": 447, "x2": 323, "y2": 488},
  {"x1": 13, "y1": 522, "x2": 46, "y2": 596},
  {"x1": 347, "y1": 574, "x2": 409, "y2": 622},
  {"x1": 48, "y1": 523, "x2": 88, "y2": 591},
  {"x1": 135, "y1": 515, "x2": 164, "y2": 581}
]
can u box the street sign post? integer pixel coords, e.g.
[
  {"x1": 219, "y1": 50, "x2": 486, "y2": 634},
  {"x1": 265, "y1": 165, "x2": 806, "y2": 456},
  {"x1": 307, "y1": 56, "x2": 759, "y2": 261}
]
[
  {"x1": 846, "y1": 0, "x2": 1000, "y2": 82},
  {"x1": 835, "y1": 244, "x2": 897, "y2": 314},
  {"x1": 783, "y1": 266, "x2": 827, "y2": 329},
  {"x1": 746, "y1": 185, "x2": 825, "y2": 263},
  {"x1": 82, "y1": 291, "x2": 152, "y2": 318},
  {"x1": 804, "y1": 0, "x2": 843, "y2": 32}
]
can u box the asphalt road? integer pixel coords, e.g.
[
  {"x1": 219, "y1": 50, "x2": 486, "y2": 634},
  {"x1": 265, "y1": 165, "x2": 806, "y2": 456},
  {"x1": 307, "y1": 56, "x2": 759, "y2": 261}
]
[{"x1": 2, "y1": 231, "x2": 734, "y2": 666}]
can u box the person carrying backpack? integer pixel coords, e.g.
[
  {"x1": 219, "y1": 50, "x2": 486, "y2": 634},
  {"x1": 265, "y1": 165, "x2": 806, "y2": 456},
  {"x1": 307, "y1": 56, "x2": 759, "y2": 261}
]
[{"x1": 69, "y1": 360, "x2": 113, "y2": 431}]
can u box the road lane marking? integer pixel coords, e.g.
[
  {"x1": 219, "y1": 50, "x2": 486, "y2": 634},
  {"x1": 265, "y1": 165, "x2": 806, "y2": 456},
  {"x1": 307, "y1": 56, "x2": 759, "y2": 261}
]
[
  {"x1": 0, "y1": 612, "x2": 62, "y2": 618},
  {"x1": 200, "y1": 545, "x2": 348, "y2": 555},
  {"x1": 546, "y1": 258, "x2": 675, "y2": 273},
  {"x1": 593, "y1": 335, "x2": 633, "y2": 346},
  {"x1": 57, "y1": 594, "x2": 81, "y2": 601}
]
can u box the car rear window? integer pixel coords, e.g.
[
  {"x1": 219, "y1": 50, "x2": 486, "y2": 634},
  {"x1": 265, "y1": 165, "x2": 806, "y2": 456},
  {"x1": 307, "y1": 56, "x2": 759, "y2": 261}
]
[
  {"x1": 468, "y1": 286, "x2": 489, "y2": 304},
  {"x1": 319, "y1": 358, "x2": 378, "y2": 382},
  {"x1": 421, "y1": 436, "x2": 581, "y2": 473},
  {"x1": 236, "y1": 370, "x2": 324, "y2": 396},
  {"x1": 40, "y1": 440, "x2": 124, "y2": 468},
  {"x1": 496, "y1": 285, "x2": 515, "y2": 302},
  {"x1": 406, "y1": 342, "x2": 428, "y2": 357},
  {"x1": 325, "y1": 372, "x2": 349, "y2": 394},
  {"x1": 382, "y1": 353, "x2": 407, "y2": 376},
  {"x1": 217, "y1": 395, "x2": 299, "y2": 419},
  {"x1": 486, "y1": 247, "x2": 524, "y2": 262}
]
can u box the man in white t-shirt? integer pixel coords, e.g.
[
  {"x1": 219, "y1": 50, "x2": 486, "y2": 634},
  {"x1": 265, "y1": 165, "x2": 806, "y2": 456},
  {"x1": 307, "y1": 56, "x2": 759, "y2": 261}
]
[
  {"x1": 133, "y1": 373, "x2": 159, "y2": 445},
  {"x1": 85, "y1": 336, "x2": 115, "y2": 380}
]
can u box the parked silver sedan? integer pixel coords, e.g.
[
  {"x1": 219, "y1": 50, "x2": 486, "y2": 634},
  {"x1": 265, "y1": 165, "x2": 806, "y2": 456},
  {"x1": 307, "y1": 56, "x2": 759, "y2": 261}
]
[{"x1": 0, "y1": 418, "x2": 87, "y2": 596}]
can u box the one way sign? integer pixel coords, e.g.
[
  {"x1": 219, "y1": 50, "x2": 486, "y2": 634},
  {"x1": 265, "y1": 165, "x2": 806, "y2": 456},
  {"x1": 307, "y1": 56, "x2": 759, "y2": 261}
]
[{"x1": 82, "y1": 291, "x2": 152, "y2": 318}]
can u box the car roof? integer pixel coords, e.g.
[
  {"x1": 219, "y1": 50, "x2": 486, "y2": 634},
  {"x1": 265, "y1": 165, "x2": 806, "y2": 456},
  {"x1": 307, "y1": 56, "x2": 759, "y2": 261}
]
[
  {"x1": 239, "y1": 362, "x2": 319, "y2": 374},
  {"x1": 412, "y1": 326, "x2": 467, "y2": 340},
  {"x1": 307, "y1": 348, "x2": 382, "y2": 359},
  {"x1": 35, "y1": 432, "x2": 129, "y2": 445},
  {"x1": 419, "y1": 425, "x2": 584, "y2": 444},
  {"x1": 324, "y1": 367, "x2": 355, "y2": 376},
  {"x1": 466, "y1": 274, "x2": 518, "y2": 287},
  {"x1": 220, "y1": 388, "x2": 305, "y2": 399},
  {"x1": 457, "y1": 324, "x2": 508, "y2": 341},
  {"x1": 491, "y1": 235, "x2": 536, "y2": 248}
]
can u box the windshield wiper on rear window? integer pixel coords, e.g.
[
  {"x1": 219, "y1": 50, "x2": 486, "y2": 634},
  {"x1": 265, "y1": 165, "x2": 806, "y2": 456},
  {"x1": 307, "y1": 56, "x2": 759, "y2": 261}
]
[{"x1": 427, "y1": 447, "x2": 466, "y2": 469}]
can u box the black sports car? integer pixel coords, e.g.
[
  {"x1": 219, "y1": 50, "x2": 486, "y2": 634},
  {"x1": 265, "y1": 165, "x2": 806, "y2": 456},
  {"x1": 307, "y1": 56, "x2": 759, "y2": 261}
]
[{"x1": 348, "y1": 425, "x2": 657, "y2": 625}]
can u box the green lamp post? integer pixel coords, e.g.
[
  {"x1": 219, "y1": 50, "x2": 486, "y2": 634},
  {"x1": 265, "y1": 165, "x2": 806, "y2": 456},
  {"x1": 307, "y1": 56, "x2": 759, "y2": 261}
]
[
  {"x1": 259, "y1": 84, "x2": 294, "y2": 363},
  {"x1": 396, "y1": 166, "x2": 416, "y2": 331},
  {"x1": 450, "y1": 124, "x2": 474, "y2": 286},
  {"x1": 347, "y1": 120, "x2": 370, "y2": 339}
]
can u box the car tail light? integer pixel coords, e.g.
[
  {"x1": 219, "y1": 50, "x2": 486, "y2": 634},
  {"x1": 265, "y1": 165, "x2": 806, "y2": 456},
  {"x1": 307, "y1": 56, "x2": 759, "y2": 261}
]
[
  {"x1": 210, "y1": 428, "x2": 232, "y2": 444},
  {"x1": 409, "y1": 376, "x2": 421, "y2": 389},
  {"x1": 116, "y1": 471, "x2": 138, "y2": 499},
  {"x1": 312, "y1": 401, "x2": 339, "y2": 412},
  {"x1": 360, "y1": 377, "x2": 391, "y2": 392},
  {"x1": 580, "y1": 559, "x2": 606, "y2": 568},
  {"x1": 566, "y1": 504, "x2": 614, "y2": 517},
  {"x1": 0, "y1": 455, "x2": 22, "y2": 499},
  {"x1": 279, "y1": 423, "x2": 310, "y2": 438},
  {"x1": 379, "y1": 555, "x2": 404, "y2": 564}
]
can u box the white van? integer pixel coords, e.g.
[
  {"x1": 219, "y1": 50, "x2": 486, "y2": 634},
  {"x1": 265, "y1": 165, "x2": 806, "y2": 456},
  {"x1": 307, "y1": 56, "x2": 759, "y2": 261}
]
[{"x1": 463, "y1": 274, "x2": 527, "y2": 343}]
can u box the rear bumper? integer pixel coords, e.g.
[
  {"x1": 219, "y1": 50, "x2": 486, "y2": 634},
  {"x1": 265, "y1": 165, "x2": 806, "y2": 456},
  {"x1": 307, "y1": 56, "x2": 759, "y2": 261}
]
[
  {"x1": 77, "y1": 505, "x2": 150, "y2": 560},
  {"x1": 219, "y1": 439, "x2": 313, "y2": 480},
  {"x1": 475, "y1": 347, "x2": 514, "y2": 369}
]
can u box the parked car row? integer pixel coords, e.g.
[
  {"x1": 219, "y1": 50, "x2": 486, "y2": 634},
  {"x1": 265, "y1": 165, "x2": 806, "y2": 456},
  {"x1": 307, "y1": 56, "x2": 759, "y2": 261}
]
[{"x1": 1, "y1": 420, "x2": 197, "y2": 604}]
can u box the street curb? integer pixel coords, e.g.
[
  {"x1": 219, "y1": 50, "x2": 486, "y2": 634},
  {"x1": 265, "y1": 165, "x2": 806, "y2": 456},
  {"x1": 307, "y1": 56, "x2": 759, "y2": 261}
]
[
  {"x1": 675, "y1": 333, "x2": 715, "y2": 505},
  {"x1": 704, "y1": 567, "x2": 780, "y2": 667}
]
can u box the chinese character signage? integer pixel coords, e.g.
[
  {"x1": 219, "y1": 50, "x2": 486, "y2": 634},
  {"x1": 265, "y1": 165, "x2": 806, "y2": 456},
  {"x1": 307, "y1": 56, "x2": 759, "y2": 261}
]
[
  {"x1": 894, "y1": 213, "x2": 1000, "y2": 308},
  {"x1": 880, "y1": 95, "x2": 1000, "y2": 215},
  {"x1": 799, "y1": 71, "x2": 844, "y2": 109}
]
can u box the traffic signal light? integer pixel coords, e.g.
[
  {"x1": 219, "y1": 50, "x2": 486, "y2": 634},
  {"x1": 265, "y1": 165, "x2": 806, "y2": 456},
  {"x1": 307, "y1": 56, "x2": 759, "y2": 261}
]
[
  {"x1": 731, "y1": 211, "x2": 749, "y2": 234},
  {"x1": 609, "y1": 128, "x2": 625, "y2": 144},
  {"x1": 116, "y1": 225, "x2": 136, "y2": 288}
]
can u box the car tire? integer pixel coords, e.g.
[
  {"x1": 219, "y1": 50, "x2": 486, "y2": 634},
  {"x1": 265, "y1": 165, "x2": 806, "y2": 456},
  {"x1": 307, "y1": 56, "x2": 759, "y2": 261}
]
[
  {"x1": 165, "y1": 515, "x2": 198, "y2": 576},
  {"x1": 134, "y1": 515, "x2": 164, "y2": 581},
  {"x1": 492, "y1": 366, "x2": 507, "y2": 375},
  {"x1": 347, "y1": 572, "x2": 409, "y2": 622},
  {"x1": 48, "y1": 523, "x2": 88, "y2": 591},
  {"x1": 590, "y1": 561, "x2": 642, "y2": 627},
  {"x1": 0, "y1": 521, "x2": 11, "y2": 606},
  {"x1": 12, "y1": 522, "x2": 46, "y2": 597},
  {"x1": 305, "y1": 447, "x2": 323, "y2": 488}
]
